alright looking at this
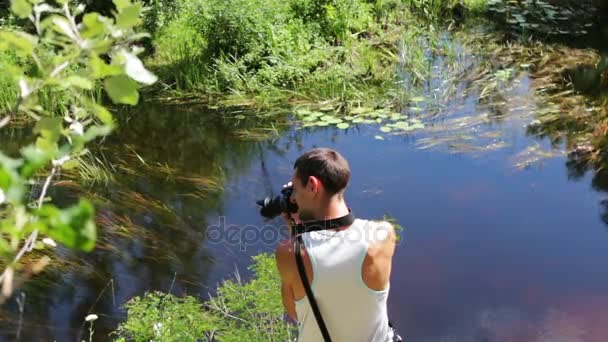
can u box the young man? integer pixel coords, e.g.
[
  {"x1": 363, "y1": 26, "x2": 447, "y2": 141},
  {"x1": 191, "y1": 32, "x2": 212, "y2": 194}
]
[{"x1": 275, "y1": 148, "x2": 398, "y2": 341}]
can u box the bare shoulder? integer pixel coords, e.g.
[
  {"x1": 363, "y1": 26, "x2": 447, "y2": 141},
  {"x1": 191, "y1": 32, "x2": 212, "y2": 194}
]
[
  {"x1": 368, "y1": 220, "x2": 397, "y2": 256},
  {"x1": 373, "y1": 220, "x2": 398, "y2": 244},
  {"x1": 275, "y1": 238, "x2": 296, "y2": 279}
]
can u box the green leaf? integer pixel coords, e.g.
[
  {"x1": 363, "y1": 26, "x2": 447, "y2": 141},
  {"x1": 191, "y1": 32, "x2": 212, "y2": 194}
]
[
  {"x1": 116, "y1": 3, "x2": 143, "y2": 29},
  {"x1": 35, "y1": 136, "x2": 59, "y2": 157},
  {"x1": 64, "y1": 76, "x2": 93, "y2": 90},
  {"x1": 380, "y1": 126, "x2": 392, "y2": 133},
  {"x1": 37, "y1": 200, "x2": 97, "y2": 252},
  {"x1": 81, "y1": 13, "x2": 105, "y2": 38},
  {"x1": 320, "y1": 115, "x2": 335, "y2": 122},
  {"x1": 0, "y1": 31, "x2": 38, "y2": 56},
  {"x1": 393, "y1": 121, "x2": 410, "y2": 130},
  {"x1": 91, "y1": 104, "x2": 115, "y2": 126},
  {"x1": 34, "y1": 117, "x2": 62, "y2": 141},
  {"x1": 374, "y1": 135, "x2": 385, "y2": 140},
  {"x1": 336, "y1": 123, "x2": 349, "y2": 129},
  {"x1": 411, "y1": 123, "x2": 425, "y2": 129},
  {"x1": 113, "y1": 0, "x2": 131, "y2": 11},
  {"x1": 0, "y1": 168, "x2": 11, "y2": 190},
  {"x1": 83, "y1": 125, "x2": 113, "y2": 142},
  {"x1": 90, "y1": 55, "x2": 121, "y2": 79},
  {"x1": 20, "y1": 145, "x2": 50, "y2": 178},
  {"x1": 352, "y1": 117, "x2": 364, "y2": 123},
  {"x1": 10, "y1": 0, "x2": 32, "y2": 18},
  {"x1": 104, "y1": 75, "x2": 139, "y2": 105}
]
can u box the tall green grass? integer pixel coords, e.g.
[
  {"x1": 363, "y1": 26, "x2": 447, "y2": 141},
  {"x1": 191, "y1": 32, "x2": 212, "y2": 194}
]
[{"x1": 146, "y1": 0, "x2": 478, "y2": 109}]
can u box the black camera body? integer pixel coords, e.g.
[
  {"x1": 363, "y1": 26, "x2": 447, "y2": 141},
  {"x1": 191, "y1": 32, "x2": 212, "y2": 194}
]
[{"x1": 257, "y1": 185, "x2": 299, "y2": 219}]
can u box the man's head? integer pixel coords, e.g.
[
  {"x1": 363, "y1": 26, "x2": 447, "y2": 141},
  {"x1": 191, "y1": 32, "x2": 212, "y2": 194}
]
[{"x1": 290, "y1": 148, "x2": 350, "y2": 220}]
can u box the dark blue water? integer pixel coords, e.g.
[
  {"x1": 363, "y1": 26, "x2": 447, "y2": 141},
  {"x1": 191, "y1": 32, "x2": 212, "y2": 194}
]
[{"x1": 1, "y1": 105, "x2": 608, "y2": 341}]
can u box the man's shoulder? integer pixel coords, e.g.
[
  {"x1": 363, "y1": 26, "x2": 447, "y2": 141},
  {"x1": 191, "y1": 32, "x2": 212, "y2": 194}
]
[
  {"x1": 357, "y1": 219, "x2": 397, "y2": 239},
  {"x1": 275, "y1": 238, "x2": 297, "y2": 279}
]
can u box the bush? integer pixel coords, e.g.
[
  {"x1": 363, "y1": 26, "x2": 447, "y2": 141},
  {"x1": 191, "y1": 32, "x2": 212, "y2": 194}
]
[
  {"x1": 149, "y1": 0, "x2": 403, "y2": 97},
  {"x1": 114, "y1": 253, "x2": 296, "y2": 342}
]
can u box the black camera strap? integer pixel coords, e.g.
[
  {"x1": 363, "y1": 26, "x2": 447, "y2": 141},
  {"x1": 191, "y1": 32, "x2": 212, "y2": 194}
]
[
  {"x1": 295, "y1": 236, "x2": 332, "y2": 342},
  {"x1": 294, "y1": 211, "x2": 355, "y2": 235},
  {"x1": 293, "y1": 211, "x2": 355, "y2": 342}
]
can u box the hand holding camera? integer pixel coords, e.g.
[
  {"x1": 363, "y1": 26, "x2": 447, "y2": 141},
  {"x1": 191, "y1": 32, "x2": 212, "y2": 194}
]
[{"x1": 256, "y1": 181, "x2": 300, "y2": 233}]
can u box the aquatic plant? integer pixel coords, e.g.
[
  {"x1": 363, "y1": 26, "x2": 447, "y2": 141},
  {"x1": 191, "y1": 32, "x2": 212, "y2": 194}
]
[{"x1": 486, "y1": 0, "x2": 595, "y2": 38}]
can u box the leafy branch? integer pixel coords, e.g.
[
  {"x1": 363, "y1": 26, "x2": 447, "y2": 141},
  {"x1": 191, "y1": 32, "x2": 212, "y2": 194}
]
[{"x1": 0, "y1": 0, "x2": 156, "y2": 304}]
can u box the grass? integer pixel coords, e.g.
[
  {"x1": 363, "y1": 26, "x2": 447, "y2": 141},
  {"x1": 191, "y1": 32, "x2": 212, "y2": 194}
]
[
  {"x1": 113, "y1": 253, "x2": 296, "y2": 342},
  {"x1": 144, "y1": 0, "x2": 479, "y2": 112}
]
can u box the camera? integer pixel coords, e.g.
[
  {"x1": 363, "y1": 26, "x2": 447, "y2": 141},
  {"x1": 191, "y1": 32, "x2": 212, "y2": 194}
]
[{"x1": 257, "y1": 185, "x2": 299, "y2": 219}]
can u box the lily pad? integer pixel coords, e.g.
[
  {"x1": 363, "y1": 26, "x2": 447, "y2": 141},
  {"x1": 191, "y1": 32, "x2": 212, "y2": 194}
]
[
  {"x1": 343, "y1": 116, "x2": 356, "y2": 121},
  {"x1": 393, "y1": 121, "x2": 410, "y2": 130},
  {"x1": 336, "y1": 123, "x2": 350, "y2": 129},
  {"x1": 327, "y1": 118, "x2": 343, "y2": 124},
  {"x1": 374, "y1": 135, "x2": 385, "y2": 140},
  {"x1": 380, "y1": 126, "x2": 392, "y2": 133},
  {"x1": 389, "y1": 113, "x2": 406, "y2": 121},
  {"x1": 302, "y1": 116, "x2": 317, "y2": 122},
  {"x1": 410, "y1": 123, "x2": 425, "y2": 129},
  {"x1": 315, "y1": 121, "x2": 330, "y2": 127},
  {"x1": 363, "y1": 119, "x2": 376, "y2": 124},
  {"x1": 352, "y1": 117, "x2": 365, "y2": 123},
  {"x1": 296, "y1": 108, "x2": 312, "y2": 116},
  {"x1": 319, "y1": 105, "x2": 335, "y2": 112},
  {"x1": 320, "y1": 115, "x2": 335, "y2": 122}
]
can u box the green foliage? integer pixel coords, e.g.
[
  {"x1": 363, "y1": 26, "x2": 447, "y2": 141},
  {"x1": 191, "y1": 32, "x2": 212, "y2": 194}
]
[
  {"x1": 114, "y1": 253, "x2": 296, "y2": 342},
  {"x1": 149, "y1": 0, "x2": 413, "y2": 105},
  {"x1": 0, "y1": 0, "x2": 155, "y2": 300}
]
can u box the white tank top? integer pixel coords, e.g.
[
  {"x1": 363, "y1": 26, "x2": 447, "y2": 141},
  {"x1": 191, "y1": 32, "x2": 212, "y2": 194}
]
[{"x1": 295, "y1": 219, "x2": 393, "y2": 342}]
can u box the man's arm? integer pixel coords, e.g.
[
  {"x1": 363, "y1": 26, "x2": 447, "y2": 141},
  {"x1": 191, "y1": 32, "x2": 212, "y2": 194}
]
[{"x1": 276, "y1": 239, "x2": 298, "y2": 321}]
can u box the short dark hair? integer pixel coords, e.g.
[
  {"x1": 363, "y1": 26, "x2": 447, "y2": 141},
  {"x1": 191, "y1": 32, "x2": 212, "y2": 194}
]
[{"x1": 293, "y1": 148, "x2": 350, "y2": 195}]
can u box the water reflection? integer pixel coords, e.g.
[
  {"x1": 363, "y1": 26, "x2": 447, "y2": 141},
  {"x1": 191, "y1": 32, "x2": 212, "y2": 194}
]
[{"x1": 0, "y1": 104, "x2": 289, "y2": 341}]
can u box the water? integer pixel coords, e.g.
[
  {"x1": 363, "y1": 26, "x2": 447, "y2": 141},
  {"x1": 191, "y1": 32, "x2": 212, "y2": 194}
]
[{"x1": 2, "y1": 31, "x2": 608, "y2": 342}]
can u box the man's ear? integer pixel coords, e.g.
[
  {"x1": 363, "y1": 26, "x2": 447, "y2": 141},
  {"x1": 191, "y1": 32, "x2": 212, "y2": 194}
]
[{"x1": 308, "y1": 176, "x2": 321, "y2": 193}]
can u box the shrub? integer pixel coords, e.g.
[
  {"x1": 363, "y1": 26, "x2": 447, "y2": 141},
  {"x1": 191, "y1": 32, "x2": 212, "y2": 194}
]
[{"x1": 114, "y1": 253, "x2": 296, "y2": 342}]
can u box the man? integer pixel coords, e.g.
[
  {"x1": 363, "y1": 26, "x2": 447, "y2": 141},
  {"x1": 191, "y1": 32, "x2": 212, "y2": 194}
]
[{"x1": 275, "y1": 148, "x2": 399, "y2": 341}]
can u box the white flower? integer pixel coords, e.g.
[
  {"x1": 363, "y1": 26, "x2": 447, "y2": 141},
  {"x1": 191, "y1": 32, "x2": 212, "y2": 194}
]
[
  {"x1": 153, "y1": 322, "x2": 163, "y2": 336},
  {"x1": 19, "y1": 78, "x2": 32, "y2": 98},
  {"x1": 42, "y1": 238, "x2": 57, "y2": 248},
  {"x1": 0, "y1": 189, "x2": 5, "y2": 204},
  {"x1": 52, "y1": 155, "x2": 70, "y2": 167},
  {"x1": 85, "y1": 314, "x2": 98, "y2": 322},
  {"x1": 69, "y1": 121, "x2": 84, "y2": 136}
]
